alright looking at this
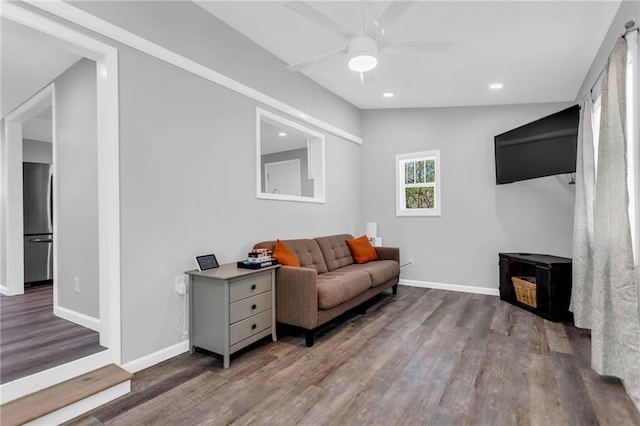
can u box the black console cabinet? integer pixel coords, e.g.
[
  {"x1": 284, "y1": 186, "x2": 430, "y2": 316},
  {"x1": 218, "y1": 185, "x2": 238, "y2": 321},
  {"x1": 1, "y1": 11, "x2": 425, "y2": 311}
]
[{"x1": 499, "y1": 253, "x2": 572, "y2": 322}]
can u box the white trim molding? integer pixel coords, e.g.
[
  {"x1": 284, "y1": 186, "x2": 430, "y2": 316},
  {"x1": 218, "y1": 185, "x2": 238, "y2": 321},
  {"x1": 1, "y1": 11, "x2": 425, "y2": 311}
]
[
  {"x1": 396, "y1": 150, "x2": 442, "y2": 217},
  {"x1": 54, "y1": 306, "x2": 100, "y2": 332},
  {"x1": 0, "y1": 350, "x2": 112, "y2": 404},
  {"x1": 25, "y1": 381, "x2": 130, "y2": 425},
  {"x1": 121, "y1": 341, "x2": 190, "y2": 374},
  {"x1": 399, "y1": 279, "x2": 500, "y2": 297},
  {"x1": 256, "y1": 107, "x2": 327, "y2": 204},
  {"x1": 29, "y1": 0, "x2": 363, "y2": 146}
]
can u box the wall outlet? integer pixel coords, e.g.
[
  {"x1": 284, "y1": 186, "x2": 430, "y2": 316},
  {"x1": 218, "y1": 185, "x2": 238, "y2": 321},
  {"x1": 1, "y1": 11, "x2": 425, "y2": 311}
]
[
  {"x1": 408, "y1": 258, "x2": 415, "y2": 267},
  {"x1": 74, "y1": 277, "x2": 80, "y2": 293},
  {"x1": 174, "y1": 275, "x2": 186, "y2": 295}
]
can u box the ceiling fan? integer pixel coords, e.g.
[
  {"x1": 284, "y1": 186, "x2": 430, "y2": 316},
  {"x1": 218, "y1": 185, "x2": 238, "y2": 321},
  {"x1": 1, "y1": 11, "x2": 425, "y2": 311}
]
[{"x1": 285, "y1": 0, "x2": 452, "y2": 74}]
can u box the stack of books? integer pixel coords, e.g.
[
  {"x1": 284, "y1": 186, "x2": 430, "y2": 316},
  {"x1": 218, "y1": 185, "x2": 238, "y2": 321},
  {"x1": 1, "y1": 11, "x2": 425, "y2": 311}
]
[{"x1": 237, "y1": 249, "x2": 279, "y2": 269}]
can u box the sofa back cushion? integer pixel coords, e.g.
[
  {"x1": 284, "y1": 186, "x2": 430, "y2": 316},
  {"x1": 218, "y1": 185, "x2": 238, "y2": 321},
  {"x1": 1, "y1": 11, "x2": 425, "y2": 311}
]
[
  {"x1": 315, "y1": 234, "x2": 355, "y2": 272},
  {"x1": 254, "y1": 239, "x2": 328, "y2": 274}
]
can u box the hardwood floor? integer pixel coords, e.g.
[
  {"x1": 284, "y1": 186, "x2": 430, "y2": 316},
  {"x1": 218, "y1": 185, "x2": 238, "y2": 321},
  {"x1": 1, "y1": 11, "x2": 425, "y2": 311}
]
[
  {"x1": 0, "y1": 284, "x2": 106, "y2": 384},
  {"x1": 66, "y1": 287, "x2": 640, "y2": 425}
]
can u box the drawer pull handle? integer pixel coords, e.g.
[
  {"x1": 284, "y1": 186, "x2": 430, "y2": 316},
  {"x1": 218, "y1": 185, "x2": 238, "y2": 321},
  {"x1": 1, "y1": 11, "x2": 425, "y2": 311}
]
[
  {"x1": 251, "y1": 324, "x2": 257, "y2": 330},
  {"x1": 251, "y1": 284, "x2": 256, "y2": 290},
  {"x1": 251, "y1": 304, "x2": 257, "y2": 310}
]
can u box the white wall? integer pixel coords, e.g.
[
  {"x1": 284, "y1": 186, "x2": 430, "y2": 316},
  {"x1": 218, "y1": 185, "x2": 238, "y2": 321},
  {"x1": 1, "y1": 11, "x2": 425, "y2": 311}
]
[
  {"x1": 361, "y1": 103, "x2": 575, "y2": 290},
  {"x1": 23, "y1": 139, "x2": 52, "y2": 164},
  {"x1": 54, "y1": 58, "x2": 99, "y2": 318}
]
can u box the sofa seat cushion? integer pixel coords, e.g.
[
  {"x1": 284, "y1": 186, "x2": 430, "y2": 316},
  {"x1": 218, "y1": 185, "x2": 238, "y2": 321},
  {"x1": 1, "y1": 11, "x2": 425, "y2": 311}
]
[
  {"x1": 317, "y1": 270, "x2": 371, "y2": 309},
  {"x1": 343, "y1": 260, "x2": 401, "y2": 287}
]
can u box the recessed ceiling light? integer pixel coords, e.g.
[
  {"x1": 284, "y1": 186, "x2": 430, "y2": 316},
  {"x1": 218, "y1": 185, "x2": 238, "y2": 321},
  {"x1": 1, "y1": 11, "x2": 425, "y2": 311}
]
[
  {"x1": 489, "y1": 83, "x2": 504, "y2": 90},
  {"x1": 383, "y1": 92, "x2": 394, "y2": 98},
  {"x1": 278, "y1": 131, "x2": 287, "y2": 137}
]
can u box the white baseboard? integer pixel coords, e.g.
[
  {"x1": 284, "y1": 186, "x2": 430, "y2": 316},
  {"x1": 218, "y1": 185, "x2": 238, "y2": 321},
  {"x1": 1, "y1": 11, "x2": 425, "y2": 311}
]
[
  {"x1": 399, "y1": 279, "x2": 500, "y2": 296},
  {"x1": 0, "y1": 350, "x2": 112, "y2": 404},
  {"x1": 54, "y1": 305, "x2": 100, "y2": 332},
  {"x1": 26, "y1": 381, "x2": 130, "y2": 426},
  {"x1": 122, "y1": 340, "x2": 190, "y2": 374}
]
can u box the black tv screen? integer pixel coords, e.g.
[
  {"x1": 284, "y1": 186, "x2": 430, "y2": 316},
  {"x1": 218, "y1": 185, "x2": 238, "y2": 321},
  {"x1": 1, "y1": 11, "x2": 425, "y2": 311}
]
[{"x1": 494, "y1": 105, "x2": 579, "y2": 184}]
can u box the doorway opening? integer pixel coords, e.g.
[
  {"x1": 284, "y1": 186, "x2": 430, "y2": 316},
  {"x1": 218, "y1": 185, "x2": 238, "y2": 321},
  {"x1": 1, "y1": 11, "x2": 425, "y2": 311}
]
[{"x1": 0, "y1": 3, "x2": 121, "y2": 403}]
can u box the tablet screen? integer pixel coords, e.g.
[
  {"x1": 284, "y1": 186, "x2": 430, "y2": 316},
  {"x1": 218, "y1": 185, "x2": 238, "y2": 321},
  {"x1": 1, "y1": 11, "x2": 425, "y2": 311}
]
[{"x1": 195, "y1": 254, "x2": 219, "y2": 271}]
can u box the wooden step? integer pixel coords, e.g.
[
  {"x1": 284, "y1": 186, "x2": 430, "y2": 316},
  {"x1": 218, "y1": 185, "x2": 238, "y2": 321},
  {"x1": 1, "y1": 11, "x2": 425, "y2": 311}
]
[{"x1": 0, "y1": 364, "x2": 132, "y2": 425}]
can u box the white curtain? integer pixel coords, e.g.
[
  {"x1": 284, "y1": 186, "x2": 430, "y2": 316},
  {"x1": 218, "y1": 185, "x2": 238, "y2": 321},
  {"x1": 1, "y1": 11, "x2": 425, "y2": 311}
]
[
  {"x1": 571, "y1": 96, "x2": 595, "y2": 329},
  {"x1": 591, "y1": 37, "x2": 640, "y2": 407},
  {"x1": 570, "y1": 95, "x2": 595, "y2": 329}
]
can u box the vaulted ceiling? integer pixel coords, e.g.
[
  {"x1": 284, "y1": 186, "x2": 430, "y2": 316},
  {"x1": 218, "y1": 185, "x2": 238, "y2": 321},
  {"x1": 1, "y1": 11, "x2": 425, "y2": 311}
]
[{"x1": 196, "y1": 1, "x2": 621, "y2": 109}]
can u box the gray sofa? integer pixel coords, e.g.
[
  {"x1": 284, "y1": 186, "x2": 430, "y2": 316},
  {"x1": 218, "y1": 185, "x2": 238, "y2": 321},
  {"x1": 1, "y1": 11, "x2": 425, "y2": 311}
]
[{"x1": 254, "y1": 234, "x2": 400, "y2": 346}]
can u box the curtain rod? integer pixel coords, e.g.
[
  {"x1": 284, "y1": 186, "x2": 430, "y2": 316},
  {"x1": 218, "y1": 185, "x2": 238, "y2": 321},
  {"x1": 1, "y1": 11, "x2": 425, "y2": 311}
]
[{"x1": 589, "y1": 21, "x2": 638, "y2": 94}]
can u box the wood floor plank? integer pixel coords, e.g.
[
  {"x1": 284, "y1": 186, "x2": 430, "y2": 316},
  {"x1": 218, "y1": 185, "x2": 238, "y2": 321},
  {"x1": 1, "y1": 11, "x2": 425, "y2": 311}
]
[
  {"x1": 0, "y1": 284, "x2": 106, "y2": 384},
  {"x1": 1, "y1": 364, "x2": 132, "y2": 426},
  {"x1": 545, "y1": 320, "x2": 574, "y2": 355},
  {"x1": 62, "y1": 287, "x2": 640, "y2": 426},
  {"x1": 528, "y1": 353, "x2": 565, "y2": 426},
  {"x1": 580, "y1": 367, "x2": 640, "y2": 425},
  {"x1": 552, "y1": 351, "x2": 599, "y2": 425}
]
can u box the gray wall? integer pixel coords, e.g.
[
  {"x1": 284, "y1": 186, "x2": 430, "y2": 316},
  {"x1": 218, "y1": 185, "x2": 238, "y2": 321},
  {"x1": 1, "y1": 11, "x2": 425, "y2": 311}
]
[
  {"x1": 71, "y1": 0, "x2": 361, "y2": 137},
  {"x1": 575, "y1": 0, "x2": 639, "y2": 101},
  {"x1": 361, "y1": 103, "x2": 575, "y2": 290},
  {"x1": 54, "y1": 58, "x2": 99, "y2": 317},
  {"x1": 23, "y1": 139, "x2": 52, "y2": 164},
  {"x1": 261, "y1": 148, "x2": 314, "y2": 197},
  {"x1": 117, "y1": 47, "x2": 362, "y2": 363},
  {"x1": 62, "y1": 2, "x2": 363, "y2": 363}
]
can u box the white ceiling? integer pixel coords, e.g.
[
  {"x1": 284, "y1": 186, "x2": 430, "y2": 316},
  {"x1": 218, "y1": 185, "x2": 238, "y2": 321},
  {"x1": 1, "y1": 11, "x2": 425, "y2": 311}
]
[
  {"x1": 196, "y1": 1, "x2": 621, "y2": 109},
  {"x1": 1, "y1": 17, "x2": 81, "y2": 118},
  {"x1": 261, "y1": 120, "x2": 309, "y2": 155}
]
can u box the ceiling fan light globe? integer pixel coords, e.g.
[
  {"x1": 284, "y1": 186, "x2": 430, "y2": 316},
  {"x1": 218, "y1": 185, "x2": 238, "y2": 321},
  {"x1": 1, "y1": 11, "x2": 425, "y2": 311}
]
[
  {"x1": 349, "y1": 54, "x2": 377, "y2": 72},
  {"x1": 348, "y1": 36, "x2": 378, "y2": 72}
]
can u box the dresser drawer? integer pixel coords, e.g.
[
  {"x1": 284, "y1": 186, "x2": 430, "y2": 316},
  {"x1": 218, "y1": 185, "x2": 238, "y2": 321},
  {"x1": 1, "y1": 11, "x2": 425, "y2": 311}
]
[
  {"x1": 230, "y1": 291, "x2": 272, "y2": 324},
  {"x1": 230, "y1": 309, "x2": 272, "y2": 345},
  {"x1": 229, "y1": 273, "x2": 271, "y2": 302}
]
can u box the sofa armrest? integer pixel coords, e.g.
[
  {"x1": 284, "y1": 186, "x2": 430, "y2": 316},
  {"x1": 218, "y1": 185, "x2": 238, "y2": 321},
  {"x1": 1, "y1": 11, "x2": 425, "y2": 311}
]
[
  {"x1": 275, "y1": 266, "x2": 319, "y2": 330},
  {"x1": 375, "y1": 246, "x2": 400, "y2": 263}
]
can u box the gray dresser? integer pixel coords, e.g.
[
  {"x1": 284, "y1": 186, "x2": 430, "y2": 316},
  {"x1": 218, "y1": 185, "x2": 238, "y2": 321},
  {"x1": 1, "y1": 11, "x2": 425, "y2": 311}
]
[{"x1": 185, "y1": 263, "x2": 279, "y2": 368}]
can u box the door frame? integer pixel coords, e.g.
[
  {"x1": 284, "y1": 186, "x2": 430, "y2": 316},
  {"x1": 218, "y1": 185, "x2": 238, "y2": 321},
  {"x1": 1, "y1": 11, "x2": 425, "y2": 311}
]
[
  {"x1": 4, "y1": 84, "x2": 54, "y2": 298},
  {"x1": 264, "y1": 159, "x2": 302, "y2": 196},
  {"x1": 0, "y1": 2, "x2": 121, "y2": 402}
]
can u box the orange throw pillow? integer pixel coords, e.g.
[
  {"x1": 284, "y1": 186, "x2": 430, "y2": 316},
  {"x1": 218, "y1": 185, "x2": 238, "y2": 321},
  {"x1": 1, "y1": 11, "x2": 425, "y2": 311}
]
[
  {"x1": 346, "y1": 235, "x2": 378, "y2": 264},
  {"x1": 273, "y1": 239, "x2": 300, "y2": 267}
]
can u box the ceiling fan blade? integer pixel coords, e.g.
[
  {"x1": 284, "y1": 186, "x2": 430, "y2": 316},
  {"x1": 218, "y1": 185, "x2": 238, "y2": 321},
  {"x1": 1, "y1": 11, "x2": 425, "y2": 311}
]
[
  {"x1": 286, "y1": 47, "x2": 347, "y2": 72},
  {"x1": 379, "y1": 40, "x2": 453, "y2": 54},
  {"x1": 375, "y1": 0, "x2": 417, "y2": 33},
  {"x1": 285, "y1": 1, "x2": 357, "y2": 40},
  {"x1": 362, "y1": 70, "x2": 376, "y2": 86}
]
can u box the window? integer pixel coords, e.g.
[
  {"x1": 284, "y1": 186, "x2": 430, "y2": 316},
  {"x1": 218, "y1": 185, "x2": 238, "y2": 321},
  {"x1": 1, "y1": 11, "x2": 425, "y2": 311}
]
[{"x1": 396, "y1": 150, "x2": 441, "y2": 216}]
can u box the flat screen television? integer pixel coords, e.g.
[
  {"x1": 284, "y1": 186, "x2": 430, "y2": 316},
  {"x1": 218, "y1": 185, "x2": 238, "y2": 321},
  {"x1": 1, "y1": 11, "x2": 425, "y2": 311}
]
[{"x1": 494, "y1": 105, "x2": 579, "y2": 184}]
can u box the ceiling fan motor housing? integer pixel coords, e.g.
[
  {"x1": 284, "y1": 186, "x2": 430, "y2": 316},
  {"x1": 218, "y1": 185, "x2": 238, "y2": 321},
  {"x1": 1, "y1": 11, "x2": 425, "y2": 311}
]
[{"x1": 348, "y1": 36, "x2": 378, "y2": 72}]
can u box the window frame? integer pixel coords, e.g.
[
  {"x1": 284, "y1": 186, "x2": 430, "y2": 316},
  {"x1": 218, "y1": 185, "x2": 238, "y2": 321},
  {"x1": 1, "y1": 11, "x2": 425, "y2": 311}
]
[{"x1": 396, "y1": 150, "x2": 441, "y2": 216}]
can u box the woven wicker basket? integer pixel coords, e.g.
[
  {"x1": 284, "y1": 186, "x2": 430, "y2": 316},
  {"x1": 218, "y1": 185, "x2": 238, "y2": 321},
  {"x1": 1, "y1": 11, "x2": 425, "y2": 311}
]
[{"x1": 512, "y1": 276, "x2": 537, "y2": 308}]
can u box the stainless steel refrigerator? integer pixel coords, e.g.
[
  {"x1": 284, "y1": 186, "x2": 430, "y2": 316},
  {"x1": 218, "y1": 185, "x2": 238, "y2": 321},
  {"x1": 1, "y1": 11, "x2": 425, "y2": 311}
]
[{"x1": 23, "y1": 162, "x2": 53, "y2": 284}]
